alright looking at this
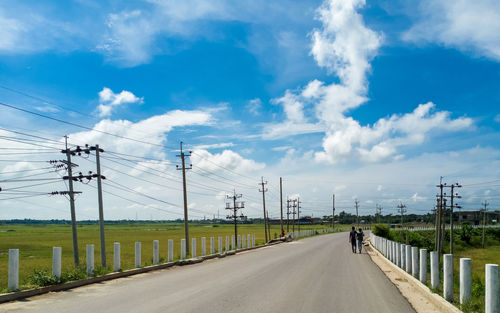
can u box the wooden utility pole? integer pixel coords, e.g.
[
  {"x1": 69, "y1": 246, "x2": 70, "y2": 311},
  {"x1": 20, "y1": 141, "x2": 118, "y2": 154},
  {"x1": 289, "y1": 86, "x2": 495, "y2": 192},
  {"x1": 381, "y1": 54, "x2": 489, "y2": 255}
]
[
  {"x1": 332, "y1": 194, "x2": 335, "y2": 231},
  {"x1": 354, "y1": 199, "x2": 359, "y2": 226},
  {"x1": 176, "y1": 142, "x2": 192, "y2": 253},
  {"x1": 259, "y1": 177, "x2": 268, "y2": 242},
  {"x1": 280, "y1": 177, "x2": 283, "y2": 236},
  {"x1": 63, "y1": 136, "x2": 79, "y2": 267},
  {"x1": 482, "y1": 201, "x2": 489, "y2": 248}
]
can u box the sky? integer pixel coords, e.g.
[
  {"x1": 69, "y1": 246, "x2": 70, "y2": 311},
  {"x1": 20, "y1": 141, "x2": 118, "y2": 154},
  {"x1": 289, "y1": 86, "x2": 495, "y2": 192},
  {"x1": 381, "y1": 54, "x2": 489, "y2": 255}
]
[{"x1": 0, "y1": 0, "x2": 499, "y2": 221}]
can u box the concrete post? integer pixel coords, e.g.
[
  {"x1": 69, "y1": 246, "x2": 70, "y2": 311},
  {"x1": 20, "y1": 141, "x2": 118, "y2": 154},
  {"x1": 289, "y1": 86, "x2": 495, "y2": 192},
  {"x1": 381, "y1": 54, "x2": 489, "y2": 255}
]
[
  {"x1": 406, "y1": 245, "x2": 412, "y2": 273},
  {"x1": 192, "y1": 238, "x2": 197, "y2": 258},
  {"x1": 460, "y1": 258, "x2": 471, "y2": 304},
  {"x1": 419, "y1": 249, "x2": 427, "y2": 284},
  {"x1": 153, "y1": 240, "x2": 159, "y2": 265},
  {"x1": 412, "y1": 246, "x2": 419, "y2": 278},
  {"x1": 181, "y1": 239, "x2": 186, "y2": 259},
  {"x1": 225, "y1": 236, "x2": 229, "y2": 252},
  {"x1": 86, "y1": 244, "x2": 94, "y2": 275},
  {"x1": 400, "y1": 244, "x2": 406, "y2": 270},
  {"x1": 485, "y1": 264, "x2": 499, "y2": 313},
  {"x1": 52, "y1": 247, "x2": 62, "y2": 279},
  {"x1": 218, "y1": 236, "x2": 223, "y2": 254},
  {"x1": 430, "y1": 251, "x2": 439, "y2": 289},
  {"x1": 237, "y1": 235, "x2": 241, "y2": 249},
  {"x1": 248, "y1": 234, "x2": 251, "y2": 248},
  {"x1": 231, "y1": 235, "x2": 235, "y2": 250},
  {"x1": 168, "y1": 239, "x2": 173, "y2": 262},
  {"x1": 8, "y1": 249, "x2": 19, "y2": 290},
  {"x1": 201, "y1": 237, "x2": 206, "y2": 257},
  {"x1": 135, "y1": 242, "x2": 141, "y2": 268},
  {"x1": 113, "y1": 242, "x2": 120, "y2": 271},
  {"x1": 242, "y1": 235, "x2": 246, "y2": 249},
  {"x1": 443, "y1": 254, "x2": 453, "y2": 301},
  {"x1": 210, "y1": 237, "x2": 215, "y2": 255},
  {"x1": 397, "y1": 243, "x2": 401, "y2": 268},
  {"x1": 252, "y1": 234, "x2": 255, "y2": 247}
]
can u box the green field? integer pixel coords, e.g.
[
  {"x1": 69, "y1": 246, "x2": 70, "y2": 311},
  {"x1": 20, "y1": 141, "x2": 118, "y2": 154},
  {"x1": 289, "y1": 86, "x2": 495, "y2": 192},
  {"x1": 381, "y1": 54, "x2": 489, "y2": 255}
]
[{"x1": 0, "y1": 222, "x2": 333, "y2": 292}]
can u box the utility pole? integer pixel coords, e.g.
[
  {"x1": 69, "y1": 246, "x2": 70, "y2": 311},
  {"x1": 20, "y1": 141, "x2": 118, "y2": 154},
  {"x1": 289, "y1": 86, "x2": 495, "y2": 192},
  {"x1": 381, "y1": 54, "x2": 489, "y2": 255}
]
[
  {"x1": 332, "y1": 194, "x2": 335, "y2": 231},
  {"x1": 434, "y1": 197, "x2": 441, "y2": 252},
  {"x1": 61, "y1": 137, "x2": 80, "y2": 267},
  {"x1": 292, "y1": 199, "x2": 297, "y2": 232},
  {"x1": 259, "y1": 177, "x2": 268, "y2": 242},
  {"x1": 376, "y1": 204, "x2": 383, "y2": 224},
  {"x1": 397, "y1": 202, "x2": 407, "y2": 244},
  {"x1": 225, "y1": 190, "x2": 245, "y2": 241},
  {"x1": 354, "y1": 199, "x2": 359, "y2": 227},
  {"x1": 280, "y1": 177, "x2": 283, "y2": 237},
  {"x1": 297, "y1": 197, "x2": 301, "y2": 232},
  {"x1": 176, "y1": 142, "x2": 192, "y2": 253},
  {"x1": 286, "y1": 198, "x2": 290, "y2": 232},
  {"x1": 89, "y1": 144, "x2": 107, "y2": 268},
  {"x1": 436, "y1": 181, "x2": 445, "y2": 254},
  {"x1": 482, "y1": 201, "x2": 489, "y2": 248},
  {"x1": 443, "y1": 183, "x2": 462, "y2": 254}
]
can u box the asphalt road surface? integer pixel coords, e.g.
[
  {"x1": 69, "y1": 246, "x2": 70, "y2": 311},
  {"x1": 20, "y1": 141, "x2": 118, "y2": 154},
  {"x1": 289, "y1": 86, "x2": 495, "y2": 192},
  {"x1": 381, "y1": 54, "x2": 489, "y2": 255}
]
[{"x1": 0, "y1": 232, "x2": 415, "y2": 313}]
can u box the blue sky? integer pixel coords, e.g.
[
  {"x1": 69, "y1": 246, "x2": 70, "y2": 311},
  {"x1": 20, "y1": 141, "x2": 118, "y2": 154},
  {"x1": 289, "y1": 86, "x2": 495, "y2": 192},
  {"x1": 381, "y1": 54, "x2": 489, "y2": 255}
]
[{"x1": 0, "y1": 0, "x2": 499, "y2": 220}]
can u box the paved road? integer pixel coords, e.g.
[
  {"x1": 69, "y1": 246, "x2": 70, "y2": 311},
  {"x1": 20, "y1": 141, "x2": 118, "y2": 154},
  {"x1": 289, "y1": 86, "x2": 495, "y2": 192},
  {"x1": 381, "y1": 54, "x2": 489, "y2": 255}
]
[{"x1": 0, "y1": 232, "x2": 415, "y2": 313}]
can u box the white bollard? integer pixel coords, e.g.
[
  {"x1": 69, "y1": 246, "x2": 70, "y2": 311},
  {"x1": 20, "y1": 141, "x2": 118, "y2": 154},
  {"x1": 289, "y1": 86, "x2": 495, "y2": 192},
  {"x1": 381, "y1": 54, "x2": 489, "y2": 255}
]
[
  {"x1": 181, "y1": 239, "x2": 186, "y2": 260},
  {"x1": 401, "y1": 244, "x2": 406, "y2": 270},
  {"x1": 419, "y1": 249, "x2": 427, "y2": 284},
  {"x1": 248, "y1": 234, "x2": 251, "y2": 248},
  {"x1": 218, "y1": 236, "x2": 223, "y2": 253},
  {"x1": 135, "y1": 242, "x2": 141, "y2": 268},
  {"x1": 201, "y1": 237, "x2": 206, "y2": 257},
  {"x1": 443, "y1": 254, "x2": 453, "y2": 301},
  {"x1": 237, "y1": 235, "x2": 241, "y2": 249},
  {"x1": 460, "y1": 258, "x2": 471, "y2": 304},
  {"x1": 168, "y1": 239, "x2": 173, "y2": 262},
  {"x1": 412, "y1": 246, "x2": 419, "y2": 278},
  {"x1": 192, "y1": 238, "x2": 197, "y2": 258},
  {"x1": 114, "y1": 242, "x2": 120, "y2": 271},
  {"x1": 430, "y1": 251, "x2": 439, "y2": 289},
  {"x1": 8, "y1": 249, "x2": 19, "y2": 290},
  {"x1": 86, "y1": 244, "x2": 94, "y2": 275},
  {"x1": 242, "y1": 235, "x2": 246, "y2": 249},
  {"x1": 485, "y1": 264, "x2": 499, "y2": 313},
  {"x1": 225, "y1": 236, "x2": 229, "y2": 252},
  {"x1": 252, "y1": 234, "x2": 255, "y2": 247},
  {"x1": 406, "y1": 245, "x2": 412, "y2": 273},
  {"x1": 153, "y1": 240, "x2": 159, "y2": 265},
  {"x1": 52, "y1": 247, "x2": 62, "y2": 279},
  {"x1": 210, "y1": 237, "x2": 215, "y2": 254},
  {"x1": 231, "y1": 235, "x2": 235, "y2": 250}
]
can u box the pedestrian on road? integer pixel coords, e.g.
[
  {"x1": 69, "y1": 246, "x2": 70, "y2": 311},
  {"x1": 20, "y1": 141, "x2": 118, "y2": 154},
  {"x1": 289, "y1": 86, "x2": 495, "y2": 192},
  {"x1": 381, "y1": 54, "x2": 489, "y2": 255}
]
[
  {"x1": 349, "y1": 226, "x2": 357, "y2": 253},
  {"x1": 357, "y1": 228, "x2": 364, "y2": 254}
]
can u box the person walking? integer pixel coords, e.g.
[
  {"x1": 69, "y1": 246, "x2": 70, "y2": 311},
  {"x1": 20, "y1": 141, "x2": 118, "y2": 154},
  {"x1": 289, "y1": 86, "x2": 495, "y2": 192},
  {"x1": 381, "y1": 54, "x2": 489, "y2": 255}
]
[
  {"x1": 357, "y1": 228, "x2": 364, "y2": 254},
  {"x1": 349, "y1": 226, "x2": 357, "y2": 253}
]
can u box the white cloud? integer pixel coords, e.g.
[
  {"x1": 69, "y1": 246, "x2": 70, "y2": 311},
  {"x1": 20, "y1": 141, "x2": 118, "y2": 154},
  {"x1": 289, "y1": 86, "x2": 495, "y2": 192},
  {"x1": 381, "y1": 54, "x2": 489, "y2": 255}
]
[
  {"x1": 245, "y1": 98, "x2": 262, "y2": 116},
  {"x1": 194, "y1": 143, "x2": 234, "y2": 150},
  {"x1": 403, "y1": 0, "x2": 500, "y2": 61},
  {"x1": 96, "y1": 87, "x2": 143, "y2": 117},
  {"x1": 191, "y1": 149, "x2": 265, "y2": 173}
]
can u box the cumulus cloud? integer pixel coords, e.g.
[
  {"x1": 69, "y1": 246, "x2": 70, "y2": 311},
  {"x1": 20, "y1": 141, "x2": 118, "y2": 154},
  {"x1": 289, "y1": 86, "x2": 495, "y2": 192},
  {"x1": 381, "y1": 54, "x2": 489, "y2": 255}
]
[
  {"x1": 191, "y1": 149, "x2": 265, "y2": 174},
  {"x1": 403, "y1": 0, "x2": 500, "y2": 61},
  {"x1": 194, "y1": 142, "x2": 234, "y2": 150},
  {"x1": 96, "y1": 87, "x2": 143, "y2": 117}
]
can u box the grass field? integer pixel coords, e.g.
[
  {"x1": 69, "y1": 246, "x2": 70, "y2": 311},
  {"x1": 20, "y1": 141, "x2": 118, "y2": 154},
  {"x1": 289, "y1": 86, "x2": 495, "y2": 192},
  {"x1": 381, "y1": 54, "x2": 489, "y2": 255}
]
[{"x1": 0, "y1": 222, "x2": 334, "y2": 291}]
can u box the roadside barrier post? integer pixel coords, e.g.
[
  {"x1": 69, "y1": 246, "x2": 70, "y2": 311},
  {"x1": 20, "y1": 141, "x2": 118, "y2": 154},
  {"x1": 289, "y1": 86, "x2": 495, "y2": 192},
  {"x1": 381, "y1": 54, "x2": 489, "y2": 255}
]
[
  {"x1": 225, "y1": 236, "x2": 229, "y2": 252},
  {"x1": 396, "y1": 243, "x2": 400, "y2": 267},
  {"x1": 406, "y1": 245, "x2": 412, "y2": 273},
  {"x1": 231, "y1": 235, "x2": 235, "y2": 250},
  {"x1": 52, "y1": 247, "x2": 62, "y2": 279},
  {"x1": 135, "y1": 242, "x2": 141, "y2": 268},
  {"x1": 8, "y1": 249, "x2": 19, "y2": 290},
  {"x1": 485, "y1": 264, "x2": 499, "y2": 313},
  {"x1": 181, "y1": 239, "x2": 186, "y2": 260},
  {"x1": 237, "y1": 235, "x2": 241, "y2": 249},
  {"x1": 401, "y1": 244, "x2": 406, "y2": 270},
  {"x1": 113, "y1": 242, "x2": 120, "y2": 271},
  {"x1": 430, "y1": 251, "x2": 439, "y2": 289},
  {"x1": 247, "y1": 234, "x2": 251, "y2": 248},
  {"x1": 192, "y1": 238, "x2": 197, "y2": 258},
  {"x1": 419, "y1": 249, "x2": 427, "y2": 284},
  {"x1": 153, "y1": 240, "x2": 159, "y2": 265},
  {"x1": 210, "y1": 237, "x2": 215, "y2": 255},
  {"x1": 460, "y1": 258, "x2": 471, "y2": 304},
  {"x1": 412, "y1": 246, "x2": 419, "y2": 278},
  {"x1": 242, "y1": 235, "x2": 246, "y2": 249},
  {"x1": 201, "y1": 237, "x2": 206, "y2": 257},
  {"x1": 168, "y1": 239, "x2": 173, "y2": 262},
  {"x1": 86, "y1": 244, "x2": 94, "y2": 275},
  {"x1": 218, "y1": 236, "x2": 223, "y2": 254},
  {"x1": 252, "y1": 234, "x2": 255, "y2": 247},
  {"x1": 443, "y1": 254, "x2": 453, "y2": 301}
]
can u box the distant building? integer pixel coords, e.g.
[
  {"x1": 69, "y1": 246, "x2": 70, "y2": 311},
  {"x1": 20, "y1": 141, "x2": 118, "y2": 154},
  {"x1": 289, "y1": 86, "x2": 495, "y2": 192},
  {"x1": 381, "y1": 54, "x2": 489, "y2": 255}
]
[{"x1": 457, "y1": 210, "x2": 500, "y2": 225}]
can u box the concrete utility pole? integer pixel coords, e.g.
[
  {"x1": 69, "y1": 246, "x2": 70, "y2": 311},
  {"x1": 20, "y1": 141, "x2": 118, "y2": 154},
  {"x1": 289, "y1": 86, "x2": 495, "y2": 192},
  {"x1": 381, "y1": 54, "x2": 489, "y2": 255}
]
[
  {"x1": 434, "y1": 197, "x2": 441, "y2": 252},
  {"x1": 62, "y1": 136, "x2": 79, "y2": 267},
  {"x1": 225, "y1": 190, "x2": 245, "y2": 241},
  {"x1": 376, "y1": 204, "x2": 383, "y2": 224},
  {"x1": 436, "y1": 181, "x2": 444, "y2": 254},
  {"x1": 443, "y1": 183, "x2": 462, "y2": 254},
  {"x1": 90, "y1": 144, "x2": 107, "y2": 268},
  {"x1": 482, "y1": 201, "x2": 489, "y2": 248},
  {"x1": 280, "y1": 177, "x2": 283, "y2": 236},
  {"x1": 297, "y1": 197, "x2": 301, "y2": 232},
  {"x1": 286, "y1": 198, "x2": 290, "y2": 232},
  {"x1": 259, "y1": 177, "x2": 268, "y2": 243},
  {"x1": 176, "y1": 142, "x2": 192, "y2": 253},
  {"x1": 354, "y1": 199, "x2": 360, "y2": 226},
  {"x1": 332, "y1": 194, "x2": 335, "y2": 231},
  {"x1": 292, "y1": 199, "x2": 297, "y2": 232},
  {"x1": 397, "y1": 202, "x2": 407, "y2": 244}
]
